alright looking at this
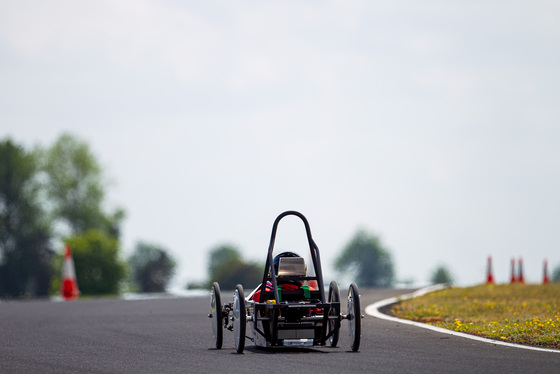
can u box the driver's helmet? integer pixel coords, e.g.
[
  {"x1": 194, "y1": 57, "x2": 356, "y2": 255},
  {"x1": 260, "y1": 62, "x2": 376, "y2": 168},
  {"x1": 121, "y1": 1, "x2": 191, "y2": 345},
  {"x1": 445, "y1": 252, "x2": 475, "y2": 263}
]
[{"x1": 273, "y1": 251, "x2": 301, "y2": 274}]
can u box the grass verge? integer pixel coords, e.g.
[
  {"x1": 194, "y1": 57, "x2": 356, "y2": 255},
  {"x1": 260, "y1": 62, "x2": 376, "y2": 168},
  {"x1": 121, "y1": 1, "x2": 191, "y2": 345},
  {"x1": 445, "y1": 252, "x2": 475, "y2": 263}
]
[{"x1": 390, "y1": 283, "x2": 560, "y2": 349}]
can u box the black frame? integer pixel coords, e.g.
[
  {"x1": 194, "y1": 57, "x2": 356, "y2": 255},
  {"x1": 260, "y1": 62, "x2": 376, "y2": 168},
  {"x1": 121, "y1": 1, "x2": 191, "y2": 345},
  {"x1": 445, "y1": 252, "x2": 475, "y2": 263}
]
[{"x1": 250, "y1": 211, "x2": 340, "y2": 347}]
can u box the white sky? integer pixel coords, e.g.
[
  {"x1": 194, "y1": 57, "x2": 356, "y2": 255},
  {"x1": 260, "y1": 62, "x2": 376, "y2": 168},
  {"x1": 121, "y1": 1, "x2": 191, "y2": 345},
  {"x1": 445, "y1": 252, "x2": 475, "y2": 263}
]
[{"x1": 2, "y1": 0, "x2": 559, "y2": 287}]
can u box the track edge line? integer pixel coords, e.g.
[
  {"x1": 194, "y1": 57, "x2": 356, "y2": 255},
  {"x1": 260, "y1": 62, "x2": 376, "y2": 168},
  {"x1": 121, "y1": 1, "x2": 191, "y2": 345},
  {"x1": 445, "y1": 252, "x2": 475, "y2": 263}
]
[{"x1": 365, "y1": 284, "x2": 560, "y2": 354}]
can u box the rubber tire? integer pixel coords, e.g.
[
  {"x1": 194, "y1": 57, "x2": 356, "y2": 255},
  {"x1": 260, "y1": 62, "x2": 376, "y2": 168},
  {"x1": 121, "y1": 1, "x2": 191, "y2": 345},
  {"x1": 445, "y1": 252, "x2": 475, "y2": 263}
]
[
  {"x1": 211, "y1": 282, "x2": 223, "y2": 349},
  {"x1": 328, "y1": 281, "x2": 340, "y2": 347},
  {"x1": 233, "y1": 284, "x2": 246, "y2": 353},
  {"x1": 348, "y1": 282, "x2": 361, "y2": 352}
]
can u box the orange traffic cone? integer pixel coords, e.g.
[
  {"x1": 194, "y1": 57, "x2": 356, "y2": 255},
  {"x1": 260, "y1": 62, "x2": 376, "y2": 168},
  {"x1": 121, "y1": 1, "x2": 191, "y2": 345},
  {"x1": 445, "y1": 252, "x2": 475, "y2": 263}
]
[
  {"x1": 543, "y1": 259, "x2": 550, "y2": 284},
  {"x1": 517, "y1": 258, "x2": 525, "y2": 284},
  {"x1": 61, "y1": 244, "x2": 79, "y2": 300},
  {"x1": 510, "y1": 258, "x2": 517, "y2": 284},
  {"x1": 486, "y1": 256, "x2": 494, "y2": 284}
]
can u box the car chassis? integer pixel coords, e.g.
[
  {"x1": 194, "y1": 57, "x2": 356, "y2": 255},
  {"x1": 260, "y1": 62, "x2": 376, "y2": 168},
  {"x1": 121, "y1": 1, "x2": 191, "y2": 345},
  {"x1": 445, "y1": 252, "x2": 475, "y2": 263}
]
[{"x1": 209, "y1": 211, "x2": 362, "y2": 353}]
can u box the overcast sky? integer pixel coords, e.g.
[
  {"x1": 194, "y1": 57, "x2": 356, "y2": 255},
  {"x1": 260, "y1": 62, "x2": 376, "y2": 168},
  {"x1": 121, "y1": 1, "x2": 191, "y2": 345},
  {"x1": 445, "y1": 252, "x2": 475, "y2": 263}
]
[{"x1": 2, "y1": 0, "x2": 559, "y2": 288}]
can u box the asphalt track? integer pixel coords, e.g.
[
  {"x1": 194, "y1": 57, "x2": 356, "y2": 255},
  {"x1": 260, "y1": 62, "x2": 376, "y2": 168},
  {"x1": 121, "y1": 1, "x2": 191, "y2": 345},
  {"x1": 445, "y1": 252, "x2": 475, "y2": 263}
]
[{"x1": 1, "y1": 288, "x2": 559, "y2": 374}]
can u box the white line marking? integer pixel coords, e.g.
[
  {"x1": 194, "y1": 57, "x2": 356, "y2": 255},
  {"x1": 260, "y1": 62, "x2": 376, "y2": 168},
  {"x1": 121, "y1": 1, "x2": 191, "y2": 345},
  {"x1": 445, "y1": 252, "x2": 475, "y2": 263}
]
[{"x1": 365, "y1": 285, "x2": 560, "y2": 354}]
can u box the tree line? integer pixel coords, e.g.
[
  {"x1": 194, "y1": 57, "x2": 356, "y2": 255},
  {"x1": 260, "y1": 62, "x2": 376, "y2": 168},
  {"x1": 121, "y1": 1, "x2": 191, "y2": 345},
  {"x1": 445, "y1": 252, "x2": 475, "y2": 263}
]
[
  {"x1": 190, "y1": 229, "x2": 398, "y2": 290},
  {"x1": 193, "y1": 235, "x2": 560, "y2": 290},
  {"x1": 4, "y1": 134, "x2": 558, "y2": 297}
]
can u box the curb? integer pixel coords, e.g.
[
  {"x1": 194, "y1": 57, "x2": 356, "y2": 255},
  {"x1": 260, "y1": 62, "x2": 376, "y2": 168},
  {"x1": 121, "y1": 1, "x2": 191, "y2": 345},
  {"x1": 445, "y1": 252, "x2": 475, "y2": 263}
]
[{"x1": 365, "y1": 285, "x2": 560, "y2": 354}]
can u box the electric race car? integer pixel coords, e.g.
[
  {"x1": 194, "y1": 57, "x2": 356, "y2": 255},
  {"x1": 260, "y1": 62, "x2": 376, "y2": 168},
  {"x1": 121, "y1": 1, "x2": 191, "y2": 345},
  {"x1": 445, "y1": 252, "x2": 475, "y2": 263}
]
[{"x1": 208, "y1": 211, "x2": 362, "y2": 353}]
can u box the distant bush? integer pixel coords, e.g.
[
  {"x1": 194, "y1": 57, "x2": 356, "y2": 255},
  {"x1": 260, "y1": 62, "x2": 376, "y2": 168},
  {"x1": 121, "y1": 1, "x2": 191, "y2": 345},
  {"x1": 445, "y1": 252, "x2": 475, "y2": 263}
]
[
  {"x1": 66, "y1": 230, "x2": 126, "y2": 295},
  {"x1": 129, "y1": 242, "x2": 176, "y2": 293},
  {"x1": 552, "y1": 265, "x2": 560, "y2": 283},
  {"x1": 334, "y1": 230, "x2": 394, "y2": 287},
  {"x1": 430, "y1": 264, "x2": 454, "y2": 285},
  {"x1": 187, "y1": 244, "x2": 261, "y2": 290}
]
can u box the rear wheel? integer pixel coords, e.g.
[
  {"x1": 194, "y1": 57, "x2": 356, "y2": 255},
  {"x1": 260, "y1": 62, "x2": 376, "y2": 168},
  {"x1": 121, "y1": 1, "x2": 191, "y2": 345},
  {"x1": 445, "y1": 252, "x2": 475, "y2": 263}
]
[
  {"x1": 327, "y1": 281, "x2": 340, "y2": 347},
  {"x1": 347, "y1": 283, "x2": 361, "y2": 352},
  {"x1": 210, "y1": 282, "x2": 223, "y2": 349},
  {"x1": 233, "y1": 284, "x2": 246, "y2": 353}
]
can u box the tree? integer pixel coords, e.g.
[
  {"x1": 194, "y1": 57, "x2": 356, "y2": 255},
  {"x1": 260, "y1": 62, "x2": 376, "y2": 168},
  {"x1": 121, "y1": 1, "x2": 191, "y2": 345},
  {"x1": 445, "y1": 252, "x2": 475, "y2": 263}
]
[
  {"x1": 0, "y1": 139, "x2": 54, "y2": 297},
  {"x1": 204, "y1": 244, "x2": 261, "y2": 290},
  {"x1": 129, "y1": 242, "x2": 176, "y2": 292},
  {"x1": 334, "y1": 230, "x2": 395, "y2": 287},
  {"x1": 552, "y1": 265, "x2": 560, "y2": 283},
  {"x1": 430, "y1": 264, "x2": 454, "y2": 285},
  {"x1": 66, "y1": 230, "x2": 126, "y2": 295},
  {"x1": 41, "y1": 133, "x2": 124, "y2": 238},
  {"x1": 42, "y1": 134, "x2": 127, "y2": 297}
]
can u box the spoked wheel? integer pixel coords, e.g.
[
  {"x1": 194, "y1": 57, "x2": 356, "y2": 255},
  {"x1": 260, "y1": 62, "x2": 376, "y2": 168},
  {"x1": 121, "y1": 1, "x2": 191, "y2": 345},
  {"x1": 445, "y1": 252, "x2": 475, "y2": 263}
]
[
  {"x1": 347, "y1": 282, "x2": 361, "y2": 352},
  {"x1": 327, "y1": 281, "x2": 340, "y2": 347},
  {"x1": 232, "y1": 284, "x2": 246, "y2": 353},
  {"x1": 210, "y1": 282, "x2": 223, "y2": 349}
]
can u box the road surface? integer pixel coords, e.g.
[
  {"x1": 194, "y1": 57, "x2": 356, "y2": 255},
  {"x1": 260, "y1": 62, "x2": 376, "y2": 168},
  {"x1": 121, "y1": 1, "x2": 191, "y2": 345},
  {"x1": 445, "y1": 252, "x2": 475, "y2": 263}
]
[{"x1": 1, "y1": 288, "x2": 559, "y2": 373}]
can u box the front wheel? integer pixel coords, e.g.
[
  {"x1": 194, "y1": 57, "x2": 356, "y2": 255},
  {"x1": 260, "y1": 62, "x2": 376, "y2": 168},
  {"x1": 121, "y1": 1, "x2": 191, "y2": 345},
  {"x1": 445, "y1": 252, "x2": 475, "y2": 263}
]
[
  {"x1": 210, "y1": 282, "x2": 223, "y2": 349},
  {"x1": 347, "y1": 283, "x2": 361, "y2": 352},
  {"x1": 327, "y1": 281, "x2": 340, "y2": 347},
  {"x1": 233, "y1": 284, "x2": 246, "y2": 353}
]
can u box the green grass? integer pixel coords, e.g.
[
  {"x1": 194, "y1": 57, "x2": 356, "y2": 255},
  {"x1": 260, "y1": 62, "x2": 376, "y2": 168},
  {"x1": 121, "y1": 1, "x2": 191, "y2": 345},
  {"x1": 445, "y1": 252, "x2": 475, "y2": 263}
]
[{"x1": 390, "y1": 284, "x2": 560, "y2": 349}]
